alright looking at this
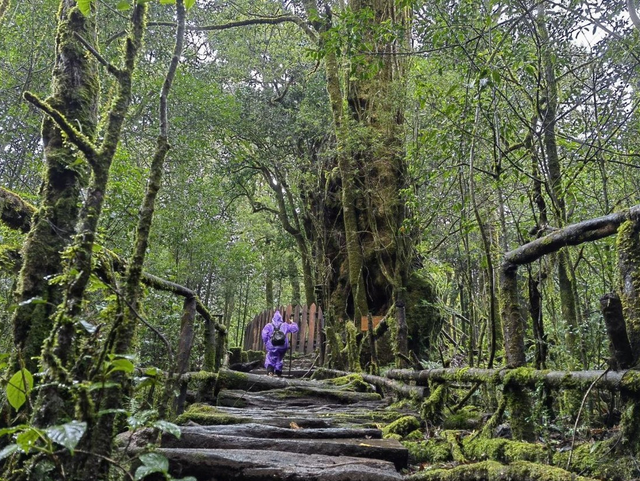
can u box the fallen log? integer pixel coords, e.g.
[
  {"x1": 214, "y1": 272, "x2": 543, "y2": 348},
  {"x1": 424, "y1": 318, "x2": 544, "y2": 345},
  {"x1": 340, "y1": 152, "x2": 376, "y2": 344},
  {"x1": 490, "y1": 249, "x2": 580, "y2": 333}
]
[
  {"x1": 385, "y1": 367, "x2": 640, "y2": 392},
  {"x1": 217, "y1": 386, "x2": 381, "y2": 406},
  {"x1": 151, "y1": 448, "x2": 404, "y2": 481},
  {"x1": 215, "y1": 368, "x2": 382, "y2": 402},
  {"x1": 317, "y1": 368, "x2": 428, "y2": 399}
]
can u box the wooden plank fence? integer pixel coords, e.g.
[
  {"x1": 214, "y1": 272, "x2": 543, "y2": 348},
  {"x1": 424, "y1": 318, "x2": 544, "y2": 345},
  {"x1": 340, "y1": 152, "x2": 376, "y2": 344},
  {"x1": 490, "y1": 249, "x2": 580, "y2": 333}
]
[{"x1": 243, "y1": 304, "x2": 324, "y2": 354}]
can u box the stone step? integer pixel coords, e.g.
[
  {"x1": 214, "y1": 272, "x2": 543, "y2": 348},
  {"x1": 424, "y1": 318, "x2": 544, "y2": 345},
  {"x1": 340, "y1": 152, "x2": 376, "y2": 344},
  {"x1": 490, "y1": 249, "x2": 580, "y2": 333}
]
[
  {"x1": 155, "y1": 431, "x2": 408, "y2": 470},
  {"x1": 152, "y1": 448, "x2": 404, "y2": 481}
]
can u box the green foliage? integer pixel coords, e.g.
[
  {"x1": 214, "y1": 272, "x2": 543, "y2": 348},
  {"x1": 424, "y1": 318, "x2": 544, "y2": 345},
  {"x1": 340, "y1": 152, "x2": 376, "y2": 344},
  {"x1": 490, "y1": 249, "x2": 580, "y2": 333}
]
[
  {"x1": 0, "y1": 420, "x2": 87, "y2": 459},
  {"x1": 6, "y1": 369, "x2": 33, "y2": 411},
  {"x1": 135, "y1": 452, "x2": 196, "y2": 481}
]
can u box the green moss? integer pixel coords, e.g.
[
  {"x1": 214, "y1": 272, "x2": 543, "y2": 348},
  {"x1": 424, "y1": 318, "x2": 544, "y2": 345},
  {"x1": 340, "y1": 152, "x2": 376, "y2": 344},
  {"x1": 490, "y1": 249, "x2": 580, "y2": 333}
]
[
  {"x1": 216, "y1": 369, "x2": 249, "y2": 388},
  {"x1": 443, "y1": 405, "x2": 482, "y2": 430},
  {"x1": 617, "y1": 219, "x2": 640, "y2": 358},
  {"x1": 387, "y1": 398, "x2": 419, "y2": 411},
  {"x1": 175, "y1": 403, "x2": 247, "y2": 426},
  {"x1": 620, "y1": 371, "x2": 640, "y2": 392},
  {"x1": 462, "y1": 437, "x2": 548, "y2": 464},
  {"x1": 245, "y1": 350, "x2": 264, "y2": 362},
  {"x1": 403, "y1": 439, "x2": 452, "y2": 464},
  {"x1": 404, "y1": 429, "x2": 424, "y2": 441},
  {"x1": 421, "y1": 383, "x2": 447, "y2": 421},
  {"x1": 406, "y1": 459, "x2": 600, "y2": 481},
  {"x1": 383, "y1": 433, "x2": 403, "y2": 441},
  {"x1": 552, "y1": 438, "x2": 638, "y2": 480},
  {"x1": 382, "y1": 414, "x2": 420, "y2": 437},
  {"x1": 324, "y1": 374, "x2": 373, "y2": 393}
]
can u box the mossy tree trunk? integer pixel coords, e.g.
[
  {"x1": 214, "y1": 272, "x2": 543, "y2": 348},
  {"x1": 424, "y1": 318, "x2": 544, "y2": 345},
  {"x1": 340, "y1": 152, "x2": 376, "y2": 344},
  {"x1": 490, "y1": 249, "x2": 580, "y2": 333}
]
[
  {"x1": 84, "y1": 1, "x2": 185, "y2": 476},
  {"x1": 302, "y1": 0, "x2": 414, "y2": 336},
  {"x1": 600, "y1": 293, "x2": 634, "y2": 370},
  {"x1": 10, "y1": 0, "x2": 99, "y2": 374},
  {"x1": 617, "y1": 219, "x2": 640, "y2": 363}
]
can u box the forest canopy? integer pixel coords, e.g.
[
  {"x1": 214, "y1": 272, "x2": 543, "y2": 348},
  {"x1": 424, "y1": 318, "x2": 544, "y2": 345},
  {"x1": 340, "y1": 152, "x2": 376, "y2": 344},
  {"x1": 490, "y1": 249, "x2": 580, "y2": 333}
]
[{"x1": 0, "y1": 0, "x2": 640, "y2": 479}]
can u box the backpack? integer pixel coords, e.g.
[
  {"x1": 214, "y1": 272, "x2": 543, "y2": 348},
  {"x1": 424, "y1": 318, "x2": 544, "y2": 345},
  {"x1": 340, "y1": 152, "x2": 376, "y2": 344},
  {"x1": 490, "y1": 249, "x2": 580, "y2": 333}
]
[{"x1": 271, "y1": 322, "x2": 286, "y2": 347}]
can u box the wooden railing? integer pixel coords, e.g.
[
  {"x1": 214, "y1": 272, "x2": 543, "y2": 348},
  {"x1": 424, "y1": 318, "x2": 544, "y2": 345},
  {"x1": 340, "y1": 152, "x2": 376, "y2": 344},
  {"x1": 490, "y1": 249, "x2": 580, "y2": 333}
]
[{"x1": 243, "y1": 304, "x2": 324, "y2": 354}]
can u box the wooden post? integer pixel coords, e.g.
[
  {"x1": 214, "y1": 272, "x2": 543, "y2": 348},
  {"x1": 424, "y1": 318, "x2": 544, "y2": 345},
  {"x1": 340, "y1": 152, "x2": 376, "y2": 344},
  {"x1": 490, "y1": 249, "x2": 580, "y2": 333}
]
[
  {"x1": 203, "y1": 318, "x2": 216, "y2": 372},
  {"x1": 308, "y1": 303, "x2": 317, "y2": 354},
  {"x1": 175, "y1": 296, "x2": 196, "y2": 414},
  {"x1": 368, "y1": 312, "x2": 379, "y2": 374},
  {"x1": 319, "y1": 306, "x2": 326, "y2": 366},
  {"x1": 300, "y1": 305, "x2": 309, "y2": 354}
]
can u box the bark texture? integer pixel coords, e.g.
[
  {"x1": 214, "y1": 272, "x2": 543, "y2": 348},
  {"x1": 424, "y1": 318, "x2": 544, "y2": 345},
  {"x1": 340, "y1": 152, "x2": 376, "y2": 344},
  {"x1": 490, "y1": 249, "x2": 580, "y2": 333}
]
[{"x1": 11, "y1": 0, "x2": 99, "y2": 372}]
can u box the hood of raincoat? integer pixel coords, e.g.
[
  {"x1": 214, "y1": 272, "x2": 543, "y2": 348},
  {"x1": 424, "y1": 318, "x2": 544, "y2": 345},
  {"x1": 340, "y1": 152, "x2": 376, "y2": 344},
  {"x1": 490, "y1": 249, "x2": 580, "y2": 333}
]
[{"x1": 272, "y1": 310, "x2": 283, "y2": 326}]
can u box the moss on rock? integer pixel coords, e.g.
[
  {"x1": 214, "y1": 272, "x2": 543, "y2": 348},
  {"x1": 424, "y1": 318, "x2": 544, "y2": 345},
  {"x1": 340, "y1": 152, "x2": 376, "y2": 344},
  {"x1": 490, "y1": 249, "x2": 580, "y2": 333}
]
[
  {"x1": 443, "y1": 405, "x2": 483, "y2": 430},
  {"x1": 324, "y1": 373, "x2": 374, "y2": 392},
  {"x1": 553, "y1": 440, "x2": 638, "y2": 481},
  {"x1": 403, "y1": 438, "x2": 452, "y2": 464},
  {"x1": 406, "y1": 459, "x2": 600, "y2": 481},
  {"x1": 175, "y1": 403, "x2": 247, "y2": 426},
  {"x1": 462, "y1": 437, "x2": 548, "y2": 464},
  {"x1": 382, "y1": 415, "x2": 420, "y2": 437}
]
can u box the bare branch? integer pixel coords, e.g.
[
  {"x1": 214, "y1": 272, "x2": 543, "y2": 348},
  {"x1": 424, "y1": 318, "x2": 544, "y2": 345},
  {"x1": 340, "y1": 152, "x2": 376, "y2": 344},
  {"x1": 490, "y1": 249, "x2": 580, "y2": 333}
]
[{"x1": 74, "y1": 32, "x2": 121, "y2": 76}]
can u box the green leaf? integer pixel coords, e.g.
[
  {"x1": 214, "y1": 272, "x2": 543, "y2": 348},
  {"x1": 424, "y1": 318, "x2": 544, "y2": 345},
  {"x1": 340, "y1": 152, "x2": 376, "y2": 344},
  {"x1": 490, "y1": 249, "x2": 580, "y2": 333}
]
[
  {"x1": 174, "y1": 477, "x2": 197, "y2": 481},
  {"x1": 0, "y1": 425, "x2": 28, "y2": 438},
  {"x1": 184, "y1": 0, "x2": 195, "y2": 9},
  {"x1": 134, "y1": 465, "x2": 160, "y2": 480},
  {"x1": 7, "y1": 369, "x2": 33, "y2": 411},
  {"x1": 116, "y1": 0, "x2": 131, "y2": 9},
  {"x1": 143, "y1": 366, "x2": 159, "y2": 376},
  {"x1": 45, "y1": 421, "x2": 87, "y2": 453},
  {"x1": 159, "y1": 0, "x2": 175, "y2": 4},
  {"x1": 0, "y1": 444, "x2": 19, "y2": 460},
  {"x1": 79, "y1": 320, "x2": 97, "y2": 334},
  {"x1": 134, "y1": 376, "x2": 157, "y2": 389},
  {"x1": 152, "y1": 420, "x2": 181, "y2": 438},
  {"x1": 16, "y1": 428, "x2": 41, "y2": 453},
  {"x1": 127, "y1": 409, "x2": 156, "y2": 429},
  {"x1": 107, "y1": 358, "x2": 135, "y2": 376},
  {"x1": 136, "y1": 453, "x2": 169, "y2": 472}
]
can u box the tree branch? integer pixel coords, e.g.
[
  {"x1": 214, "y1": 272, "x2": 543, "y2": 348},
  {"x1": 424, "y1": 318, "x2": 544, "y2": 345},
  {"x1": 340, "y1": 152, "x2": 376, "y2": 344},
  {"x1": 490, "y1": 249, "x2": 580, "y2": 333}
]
[
  {"x1": 23, "y1": 92, "x2": 98, "y2": 162},
  {"x1": 629, "y1": 0, "x2": 640, "y2": 32},
  {"x1": 505, "y1": 205, "x2": 640, "y2": 266},
  {"x1": 73, "y1": 32, "x2": 120, "y2": 76}
]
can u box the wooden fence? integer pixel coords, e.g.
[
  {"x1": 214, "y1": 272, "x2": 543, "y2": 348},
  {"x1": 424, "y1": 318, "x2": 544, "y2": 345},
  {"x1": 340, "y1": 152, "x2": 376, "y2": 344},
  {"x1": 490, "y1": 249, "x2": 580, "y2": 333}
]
[{"x1": 243, "y1": 304, "x2": 324, "y2": 354}]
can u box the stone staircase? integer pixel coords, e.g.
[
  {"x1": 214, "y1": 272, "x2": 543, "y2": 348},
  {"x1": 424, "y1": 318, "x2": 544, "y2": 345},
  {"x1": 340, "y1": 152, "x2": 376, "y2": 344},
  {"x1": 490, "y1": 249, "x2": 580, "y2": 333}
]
[{"x1": 126, "y1": 358, "x2": 413, "y2": 480}]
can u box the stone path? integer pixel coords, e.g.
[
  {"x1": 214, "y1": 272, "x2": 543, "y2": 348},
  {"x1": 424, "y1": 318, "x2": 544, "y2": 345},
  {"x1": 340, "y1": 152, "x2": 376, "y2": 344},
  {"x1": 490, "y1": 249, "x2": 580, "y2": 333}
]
[{"x1": 131, "y1": 356, "x2": 415, "y2": 480}]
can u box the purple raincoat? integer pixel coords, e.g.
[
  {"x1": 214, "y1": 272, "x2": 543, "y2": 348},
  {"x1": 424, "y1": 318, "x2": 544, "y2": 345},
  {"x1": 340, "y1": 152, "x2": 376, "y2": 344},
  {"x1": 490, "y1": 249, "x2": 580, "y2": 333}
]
[{"x1": 262, "y1": 310, "x2": 299, "y2": 372}]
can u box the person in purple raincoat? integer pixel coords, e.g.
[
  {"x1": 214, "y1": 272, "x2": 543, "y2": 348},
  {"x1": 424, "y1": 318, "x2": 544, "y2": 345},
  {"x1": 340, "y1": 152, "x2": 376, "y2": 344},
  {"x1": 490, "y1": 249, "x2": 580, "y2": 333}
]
[{"x1": 262, "y1": 310, "x2": 299, "y2": 377}]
